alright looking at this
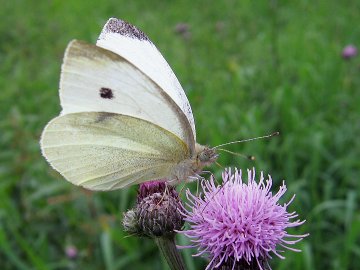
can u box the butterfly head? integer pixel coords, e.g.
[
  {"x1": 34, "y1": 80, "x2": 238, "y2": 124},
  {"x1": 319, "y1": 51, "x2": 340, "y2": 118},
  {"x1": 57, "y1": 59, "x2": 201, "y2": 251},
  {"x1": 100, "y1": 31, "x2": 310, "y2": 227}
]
[{"x1": 195, "y1": 144, "x2": 218, "y2": 167}]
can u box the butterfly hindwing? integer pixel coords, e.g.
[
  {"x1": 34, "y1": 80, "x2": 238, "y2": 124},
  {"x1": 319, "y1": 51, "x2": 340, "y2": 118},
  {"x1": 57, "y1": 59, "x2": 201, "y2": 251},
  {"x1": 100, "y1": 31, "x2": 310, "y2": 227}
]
[{"x1": 40, "y1": 112, "x2": 190, "y2": 191}]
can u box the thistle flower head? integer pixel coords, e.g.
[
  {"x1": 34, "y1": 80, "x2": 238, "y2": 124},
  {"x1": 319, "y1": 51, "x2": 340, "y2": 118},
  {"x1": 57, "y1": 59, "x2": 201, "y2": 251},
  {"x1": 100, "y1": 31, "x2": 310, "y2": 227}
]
[
  {"x1": 180, "y1": 168, "x2": 308, "y2": 270},
  {"x1": 65, "y1": 245, "x2": 78, "y2": 259},
  {"x1": 342, "y1": 44, "x2": 357, "y2": 59},
  {"x1": 174, "y1": 22, "x2": 191, "y2": 40},
  {"x1": 123, "y1": 180, "x2": 184, "y2": 237}
]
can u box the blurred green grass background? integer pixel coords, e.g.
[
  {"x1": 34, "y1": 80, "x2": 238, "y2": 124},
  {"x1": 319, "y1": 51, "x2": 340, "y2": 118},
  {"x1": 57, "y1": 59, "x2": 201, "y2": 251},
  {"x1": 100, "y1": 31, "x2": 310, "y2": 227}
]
[{"x1": 1, "y1": 0, "x2": 359, "y2": 269}]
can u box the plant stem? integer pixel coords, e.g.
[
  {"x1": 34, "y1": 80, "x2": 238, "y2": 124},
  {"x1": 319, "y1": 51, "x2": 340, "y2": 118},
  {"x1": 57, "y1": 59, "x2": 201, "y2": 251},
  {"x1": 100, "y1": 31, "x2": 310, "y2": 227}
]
[{"x1": 154, "y1": 235, "x2": 186, "y2": 270}]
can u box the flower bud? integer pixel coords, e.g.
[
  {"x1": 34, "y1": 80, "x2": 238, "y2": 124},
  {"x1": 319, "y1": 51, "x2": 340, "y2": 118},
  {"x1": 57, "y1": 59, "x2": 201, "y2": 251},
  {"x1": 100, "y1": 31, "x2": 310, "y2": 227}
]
[
  {"x1": 123, "y1": 181, "x2": 184, "y2": 237},
  {"x1": 122, "y1": 209, "x2": 139, "y2": 235}
]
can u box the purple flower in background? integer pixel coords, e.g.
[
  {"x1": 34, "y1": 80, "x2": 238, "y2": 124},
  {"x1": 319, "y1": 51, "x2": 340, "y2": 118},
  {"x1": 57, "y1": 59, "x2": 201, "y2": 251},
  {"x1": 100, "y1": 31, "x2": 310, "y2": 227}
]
[
  {"x1": 174, "y1": 22, "x2": 191, "y2": 40},
  {"x1": 65, "y1": 245, "x2": 78, "y2": 259},
  {"x1": 342, "y1": 45, "x2": 357, "y2": 59},
  {"x1": 180, "y1": 168, "x2": 308, "y2": 270}
]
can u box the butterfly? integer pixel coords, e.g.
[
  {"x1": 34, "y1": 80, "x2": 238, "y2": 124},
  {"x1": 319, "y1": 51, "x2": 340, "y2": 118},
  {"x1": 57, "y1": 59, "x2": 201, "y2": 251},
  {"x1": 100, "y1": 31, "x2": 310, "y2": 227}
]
[{"x1": 40, "y1": 18, "x2": 218, "y2": 191}]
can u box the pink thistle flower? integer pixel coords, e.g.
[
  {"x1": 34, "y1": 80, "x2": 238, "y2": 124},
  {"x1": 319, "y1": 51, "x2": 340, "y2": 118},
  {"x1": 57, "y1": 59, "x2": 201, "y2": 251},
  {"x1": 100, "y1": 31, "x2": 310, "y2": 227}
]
[
  {"x1": 342, "y1": 44, "x2": 357, "y2": 59},
  {"x1": 65, "y1": 245, "x2": 78, "y2": 259},
  {"x1": 174, "y1": 22, "x2": 191, "y2": 40},
  {"x1": 180, "y1": 168, "x2": 308, "y2": 270}
]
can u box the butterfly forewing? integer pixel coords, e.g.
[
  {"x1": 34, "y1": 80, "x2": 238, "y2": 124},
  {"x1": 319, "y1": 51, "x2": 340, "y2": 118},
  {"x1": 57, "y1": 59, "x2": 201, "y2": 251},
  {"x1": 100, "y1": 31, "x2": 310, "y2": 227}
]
[
  {"x1": 59, "y1": 40, "x2": 195, "y2": 153},
  {"x1": 40, "y1": 112, "x2": 189, "y2": 191},
  {"x1": 96, "y1": 18, "x2": 196, "y2": 141}
]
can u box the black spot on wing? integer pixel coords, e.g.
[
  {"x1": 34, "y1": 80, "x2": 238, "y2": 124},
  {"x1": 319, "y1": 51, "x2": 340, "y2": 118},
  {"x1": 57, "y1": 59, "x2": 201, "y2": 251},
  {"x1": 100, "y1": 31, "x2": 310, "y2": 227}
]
[
  {"x1": 99, "y1": 87, "x2": 114, "y2": 99},
  {"x1": 102, "y1": 18, "x2": 150, "y2": 42}
]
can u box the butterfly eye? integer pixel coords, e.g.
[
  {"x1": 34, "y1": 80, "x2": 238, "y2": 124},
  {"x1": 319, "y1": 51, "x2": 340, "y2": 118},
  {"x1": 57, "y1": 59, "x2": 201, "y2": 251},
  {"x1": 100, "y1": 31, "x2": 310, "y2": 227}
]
[
  {"x1": 198, "y1": 147, "x2": 218, "y2": 164},
  {"x1": 199, "y1": 152, "x2": 209, "y2": 162}
]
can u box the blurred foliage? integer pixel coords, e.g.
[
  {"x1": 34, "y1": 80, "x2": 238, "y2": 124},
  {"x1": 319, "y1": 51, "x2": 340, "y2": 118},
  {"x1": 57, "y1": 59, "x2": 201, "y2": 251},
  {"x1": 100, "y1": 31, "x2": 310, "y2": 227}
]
[{"x1": 1, "y1": 0, "x2": 359, "y2": 269}]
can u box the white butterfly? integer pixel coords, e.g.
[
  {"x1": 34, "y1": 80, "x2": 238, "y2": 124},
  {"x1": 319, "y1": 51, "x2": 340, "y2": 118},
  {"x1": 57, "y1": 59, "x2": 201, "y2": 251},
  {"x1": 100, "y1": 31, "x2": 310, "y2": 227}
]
[{"x1": 40, "y1": 18, "x2": 218, "y2": 191}]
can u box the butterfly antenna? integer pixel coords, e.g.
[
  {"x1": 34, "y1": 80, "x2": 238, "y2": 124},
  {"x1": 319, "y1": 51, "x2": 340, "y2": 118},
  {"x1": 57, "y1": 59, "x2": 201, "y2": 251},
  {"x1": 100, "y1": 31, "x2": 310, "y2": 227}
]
[
  {"x1": 217, "y1": 148, "x2": 255, "y2": 161},
  {"x1": 212, "y1": 131, "x2": 279, "y2": 149}
]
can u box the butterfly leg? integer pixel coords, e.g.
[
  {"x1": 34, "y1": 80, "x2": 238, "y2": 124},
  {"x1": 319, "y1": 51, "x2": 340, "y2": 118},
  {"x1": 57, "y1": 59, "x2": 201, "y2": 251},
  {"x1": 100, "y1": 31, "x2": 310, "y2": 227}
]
[
  {"x1": 178, "y1": 182, "x2": 187, "y2": 197},
  {"x1": 154, "y1": 183, "x2": 170, "y2": 208}
]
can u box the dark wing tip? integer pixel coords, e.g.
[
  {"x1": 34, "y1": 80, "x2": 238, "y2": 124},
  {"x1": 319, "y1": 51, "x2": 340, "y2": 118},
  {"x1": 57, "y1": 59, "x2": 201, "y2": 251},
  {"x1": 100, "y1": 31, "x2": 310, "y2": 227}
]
[{"x1": 99, "y1": 17, "x2": 150, "y2": 42}]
